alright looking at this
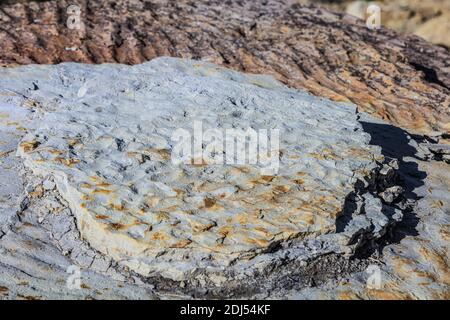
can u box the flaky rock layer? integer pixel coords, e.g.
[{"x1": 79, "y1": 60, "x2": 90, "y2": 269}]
[
  {"x1": 1, "y1": 58, "x2": 391, "y2": 279},
  {"x1": 0, "y1": 0, "x2": 449, "y2": 135}
]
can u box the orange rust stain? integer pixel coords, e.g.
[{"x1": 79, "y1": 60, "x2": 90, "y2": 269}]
[
  {"x1": 431, "y1": 200, "x2": 444, "y2": 209},
  {"x1": 80, "y1": 283, "x2": 91, "y2": 289},
  {"x1": 253, "y1": 227, "x2": 272, "y2": 238},
  {"x1": 47, "y1": 148, "x2": 65, "y2": 155},
  {"x1": 109, "y1": 223, "x2": 125, "y2": 231},
  {"x1": 338, "y1": 291, "x2": 360, "y2": 300},
  {"x1": 245, "y1": 237, "x2": 270, "y2": 247},
  {"x1": 234, "y1": 213, "x2": 249, "y2": 225},
  {"x1": 440, "y1": 226, "x2": 450, "y2": 242},
  {"x1": 261, "y1": 175, "x2": 275, "y2": 182},
  {"x1": 418, "y1": 246, "x2": 450, "y2": 285},
  {"x1": 81, "y1": 194, "x2": 93, "y2": 201},
  {"x1": 274, "y1": 185, "x2": 290, "y2": 193},
  {"x1": 156, "y1": 212, "x2": 170, "y2": 222},
  {"x1": 158, "y1": 205, "x2": 179, "y2": 213},
  {"x1": 127, "y1": 151, "x2": 140, "y2": 157},
  {"x1": 190, "y1": 221, "x2": 215, "y2": 233},
  {"x1": 217, "y1": 226, "x2": 232, "y2": 237},
  {"x1": 109, "y1": 203, "x2": 125, "y2": 211},
  {"x1": 20, "y1": 140, "x2": 40, "y2": 153},
  {"x1": 54, "y1": 157, "x2": 80, "y2": 167},
  {"x1": 292, "y1": 211, "x2": 315, "y2": 225},
  {"x1": 174, "y1": 188, "x2": 185, "y2": 196},
  {"x1": 29, "y1": 185, "x2": 44, "y2": 198},
  {"x1": 0, "y1": 150, "x2": 14, "y2": 157},
  {"x1": 308, "y1": 152, "x2": 325, "y2": 160},
  {"x1": 95, "y1": 215, "x2": 109, "y2": 220},
  {"x1": 152, "y1": 148, "x2": 171, "y2": 160},
  {"x1": 235, "y1": 166, "x2": 251, "y2": 174},
  {"x1": 344, "y1": 147, "x2": 372, "y2": 159},
  {"x1": 203, "y1": 197, "x2": 224, "y2": 210},
  {"x1": 151, "y1": 231, "x2": 169, "y2": 241},
  {"x1": 96, "y1": 182, "x2": 112, "y2": 188},
  {"x1": 204, "y1": 197, "x2": 216, "y2": 208},
  {"x1": 68, "y1": 139, "x2": 81, "y2": 147},
  {"x1": 366, "y1": 288, "x2": 411, "y2": 300},
  {"x1": 92, "y1": 188, "x2": 112, "y2": 195},
  {"x1": 191, "y1": 160, "x2": 207, "y2": 167},
  {"x1": 170, "y1": 239, "x2": 192, "y2": 248}
]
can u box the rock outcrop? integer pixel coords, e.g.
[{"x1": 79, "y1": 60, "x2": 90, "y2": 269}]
[
  {"x1": 0, "y1": 0, "x2": 449, "y2": 135},
  {"x1": 316, "y1": 0, "x2": 450, "y2": 49},
  {"x1": 3, "y1": 58, "x2": 402, "y2": 282},
  {"x1": 0, "y1": 0, "x2": 448, "y2": 300}
]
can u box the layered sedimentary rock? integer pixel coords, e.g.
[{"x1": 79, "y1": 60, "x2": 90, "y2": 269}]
[
  {"x1": 1, "y1": 58, "x2": 399, "y2": 281},
  {"x1": 323, "y1": 0, "x2": 450, "y2": 49},
  {"x1": 0, "y1": 0, "x2": 449, "y2": 136},
  {"x1": 0, "y1": 0, "x2": 449, "y2": 300},
  {"x1": 0, "y1": 58, "x2": 448, "y2": 299}
]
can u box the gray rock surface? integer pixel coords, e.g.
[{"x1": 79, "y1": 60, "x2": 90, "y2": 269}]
[{"x1": 0, "y1": 58, "x2": 448, "y2": 299}]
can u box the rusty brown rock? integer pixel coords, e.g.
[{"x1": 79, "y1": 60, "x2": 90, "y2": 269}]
[{"x1": 0, "y1": 0, "x2": 449, "y2": 135}]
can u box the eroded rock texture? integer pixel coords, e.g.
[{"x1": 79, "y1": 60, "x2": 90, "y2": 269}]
[
  {"x1": 2, "y1": 58, "x2": 399, "y2": 282},
  {"x1": 0, "y1": 0, "x2": 449, "y2": 135},
  {"x1": 300, "y1": 0, "x2": 450, "y2": 49},
  {"x1": 0, "y1": 58, "x2": 448, "y2": 300}
]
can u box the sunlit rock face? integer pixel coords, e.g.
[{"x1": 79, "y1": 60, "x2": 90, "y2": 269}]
[{"x1": 1, "y1": 58, "x2": 393, "y2": 280}]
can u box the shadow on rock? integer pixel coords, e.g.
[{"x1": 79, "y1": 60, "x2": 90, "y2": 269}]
[{"x1": 360, "y1": 121, "x2": 427, "y2": 246}]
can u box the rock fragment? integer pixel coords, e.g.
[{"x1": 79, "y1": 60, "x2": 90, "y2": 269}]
[{"x1": 0, "y1": 57, "x2": 397, "y2": 281}]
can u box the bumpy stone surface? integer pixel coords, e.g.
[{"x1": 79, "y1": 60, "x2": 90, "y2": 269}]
[
  {"x1": 1, "y1": 58, "x2": 389, "y2": 279},
  {"x1": 0, "y1": 59, "x2": 448, "y2": 299},
  {"x1": 286, "y1": 116, "x2": 450, "y2": 300},
  {"x1": 0, "y1": 0, "x2": 449, "y2": 136}
]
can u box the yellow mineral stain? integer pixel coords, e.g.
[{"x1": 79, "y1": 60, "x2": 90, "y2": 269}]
[
  {"x1": 109, "y1": 203, "x2": 125, "y2": 211},
  {"x1": 29, "y1": 186, "x2": 44, "y2": 198},
  {"x1": 151, "y1": 231, "x2": 169, "y2": 241},
  {"x1": 170, "y1": 239, "x2": 192, "y2": 248},
  {"x1": 92, "y1": 188, "x2": 112, "y2": 195},
  {"x1": 96, "y1": 182, "x2": 112, "y2": 188},
  {"x1": 20, "y1": 140, "x2": 40, "y2": 153},
  {"x1": 54, "y1": 157, "x2": 80, "y2": 167},
  {"x1": 109, "y1": 223, "x2": 126, "y2": 231}
]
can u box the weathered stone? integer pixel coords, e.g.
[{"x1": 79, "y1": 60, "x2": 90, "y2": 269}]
[
  {"x1": 0, "y1": 0, "x2": 448, "y2": 136},
  {"x1": 379, "y1": 186, "x2": 404, "y2": 203},
  {"x1": 0, "y1": 58, "x2": 394, "y2": 280}
]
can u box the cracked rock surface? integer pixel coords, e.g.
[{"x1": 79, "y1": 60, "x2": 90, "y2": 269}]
[
  {"x1": 0, "y1": 58, "x2": 448, "y2": 299},
  {"x1": 0, "y1": 58, "x2": 417, "y2": 299},
  {"x1": 0, "y1": 0, "x2": 449, "y2": 136},
  {"x1": 3, "y1": 58, "x2": 395, "y2": 282}
]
